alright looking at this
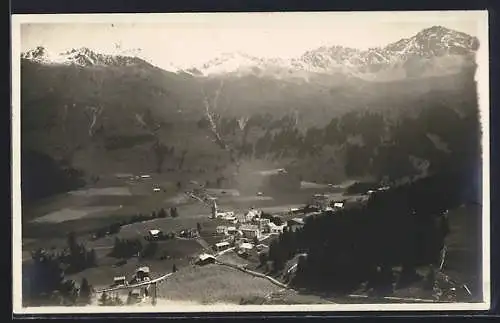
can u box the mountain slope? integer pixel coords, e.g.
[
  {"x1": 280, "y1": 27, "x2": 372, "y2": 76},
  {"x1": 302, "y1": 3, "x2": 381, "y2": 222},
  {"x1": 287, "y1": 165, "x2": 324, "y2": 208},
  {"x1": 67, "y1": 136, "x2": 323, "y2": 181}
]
[
  {"x1": 19, "y1": 25, "x2": 480, "y2": 189},
  {"x1": 187, "y1": 26, "x2": 478, "y2": 81}
]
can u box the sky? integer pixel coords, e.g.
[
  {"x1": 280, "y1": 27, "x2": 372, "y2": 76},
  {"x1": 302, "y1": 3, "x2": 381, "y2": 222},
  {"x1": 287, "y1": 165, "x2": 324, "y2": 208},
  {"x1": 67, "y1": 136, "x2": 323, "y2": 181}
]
[{"x1": 18, "y1": 11, "x2": 486, "y2": 69}]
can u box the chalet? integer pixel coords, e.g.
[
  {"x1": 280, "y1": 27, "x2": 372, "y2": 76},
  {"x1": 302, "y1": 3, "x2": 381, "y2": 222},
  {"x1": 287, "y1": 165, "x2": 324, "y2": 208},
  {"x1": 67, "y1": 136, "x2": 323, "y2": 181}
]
[
  {"x1": 196, "y1": 253, "x2": 216, "y2": 266},
  {"x1": 239, "y1": 242, "x2": 254, "y2": 251},
  {"x1": 136, "y1": 266, "x2": 150, "y2": 281},
  {"x1": 113, "y1": 276, "x2": 127, "y2": 287},
  {"x1": 148, "y1": 229, "x2": 161, "y2": 239},
  {"x1": 216, "y1": 226, "x2": 227, "y2": 234},
  {"x1": 268, "y1": 222, "x2": 286, "y2": 234},
  {"x1": 240, "y1": 224, "x2": 261, "y2": 239},
  {"x1": 333, "y1": 201, "x2": 344, "y2": 209},
  {"x1": 214, "y1": 241, "x2": 231, "y2": 253}
]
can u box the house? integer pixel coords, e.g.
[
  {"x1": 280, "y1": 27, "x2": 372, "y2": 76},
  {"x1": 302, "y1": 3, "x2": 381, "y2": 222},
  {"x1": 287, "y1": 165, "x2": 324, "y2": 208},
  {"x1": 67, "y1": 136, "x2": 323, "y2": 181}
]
[
  {"x1": 268, "y1": 222, "x2": 286, "y2": 234},
  {"x1": 216, "y1": 226, "x2": 227, "y2": 234},
  {"x1": 240, "y1": 224, "x2": 261, "y2": 239},
  {"x1": 113, "y1": 276, "x2": 127, "y2": 287},
  {"x1": 333, "y1": 201, "x2": 345, "y2": 209},
  {"x1": 196, "y1": 253, "x2": 216, "y2": 266},
  {"x1": 140, "y1": 175, "x2": 151, "y2": 179},
  {"x1": 226, "y1": 226, "x2": 238, "y2": 235},
  {"x1": 214, "y1": 241, "x2": 231, "y2": 253},
  {"x1": 255, "y1": 218, "x2": 271, "y2": 233},
  {"x1": 221, "y1": 214, "x2": 236, "y2": 222},
  {"x1": 153, "y1": 187, "x2": 161, "y2": 192},
  {"x1": 148, "y1": 229, "x2": 161, "y2": 239},
  {"x1": 239, "y1": 242, "x2": 254, "y2": 251},
  {"x1": 136, "y1": 266, "x2": 150, "y2": 281},
  {"x1": 245, "y1": 208, "x2": 262, "y2": 222},
  {"x1": 287, "y1": 218, "x2": 304, "y2": 232}
]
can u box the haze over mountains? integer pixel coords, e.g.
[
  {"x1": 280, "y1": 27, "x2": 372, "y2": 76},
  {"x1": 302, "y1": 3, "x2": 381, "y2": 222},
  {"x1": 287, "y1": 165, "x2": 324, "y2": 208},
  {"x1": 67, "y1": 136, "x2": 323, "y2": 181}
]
[
  {"x1": 22, "y1": 26, "x2": 478, "y2": 81},
  {"x1": 20, "y1": 25, "x2": 481, "y2": 200}
]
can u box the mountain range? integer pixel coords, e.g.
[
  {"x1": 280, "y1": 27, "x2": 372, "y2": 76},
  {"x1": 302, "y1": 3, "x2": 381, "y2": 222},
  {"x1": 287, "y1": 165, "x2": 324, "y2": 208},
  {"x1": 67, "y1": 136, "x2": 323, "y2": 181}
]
[
  {"x1": 22, "y1": 26, "x2": 479, "y2": 82},
  {"x1": 19, "y1": 25, "x2": 480, "y2": 183}
]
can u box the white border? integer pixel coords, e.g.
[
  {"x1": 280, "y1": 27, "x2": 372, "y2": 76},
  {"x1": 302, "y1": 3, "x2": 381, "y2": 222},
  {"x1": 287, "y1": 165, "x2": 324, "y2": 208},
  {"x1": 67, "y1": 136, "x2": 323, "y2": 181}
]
[{"x1": 11, "y1": 11, "x2": 490, "y2": 314}]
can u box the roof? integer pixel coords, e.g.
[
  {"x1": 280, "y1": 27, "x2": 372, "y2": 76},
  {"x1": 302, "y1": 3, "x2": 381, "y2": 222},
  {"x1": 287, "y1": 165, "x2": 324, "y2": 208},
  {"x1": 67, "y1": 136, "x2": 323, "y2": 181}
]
[
  {"x1": 227, "y1": 226, "x2": 237, "y2": 231},
  {"x1": 215, "y1": 241, "x2": 230, "y2": 247},
  {"x1": 291, "y1": 218, "x2": 305, "y2": 224},
  {"x1": 240, "y1": 224, "x2": 259, "y2": 231},
  {"x1": 149, "y1": 229, "x2": 161, "y2": 235},
  {"x1": 240, "y1": 243, "x2": 254, "y2": 249},
  {"x1": 137, "y1": 266, "x2": 150, "y2": 273},
  {"x1": 199, "y1": 253, "x2": 216, "y2": 261},
  {"x1": 114, "y1": 276, "x2": 126, "y2": 280}
]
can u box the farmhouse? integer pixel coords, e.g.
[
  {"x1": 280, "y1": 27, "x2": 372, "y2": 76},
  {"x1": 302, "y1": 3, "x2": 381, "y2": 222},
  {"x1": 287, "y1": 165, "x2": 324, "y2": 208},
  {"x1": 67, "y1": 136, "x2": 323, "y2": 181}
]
[
  {"x1": 226, "y1": 226, "x2": 238, "y2": 235},
  {"x1": 214, "y1": 241, "x2": 231, "y2": 253},
  {"x1": 148, "y1": 229, "x2": 161, "y2": 239},
  {"x1": 196, "y1": 253, "x2": 216, "y2": 266},
  {"x1": 332, "y1": 201, "x2": 345, "y2": 209},
  {"x1": 136, "y1": 266, "x2": 150, "y2": 281},
  {"x1": 239, "y1": 242, "x2": 254, "y2": 251},
  {"x1": 240, "y1": 224, "x2": 261, "y2": 239},
  {"x1": 216, "y1": 226, "x2": 227, "y2": 234},
  {"x1": 268, "y1": 222, "x2": 286, "y2": 234}
]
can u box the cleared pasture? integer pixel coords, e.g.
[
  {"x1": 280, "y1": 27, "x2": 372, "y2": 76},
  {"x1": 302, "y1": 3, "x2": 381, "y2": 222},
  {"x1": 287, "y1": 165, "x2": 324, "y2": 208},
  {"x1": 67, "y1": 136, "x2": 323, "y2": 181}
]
[
  {"x1": 31, "y1": 206, "x2": 123, "y2": 224},
  {"x1": 68, "y1": 187, "x2": 132, "y2": 197},
  {"x1": 157, "y1": 264, "x2": 281, "y2": 304}
]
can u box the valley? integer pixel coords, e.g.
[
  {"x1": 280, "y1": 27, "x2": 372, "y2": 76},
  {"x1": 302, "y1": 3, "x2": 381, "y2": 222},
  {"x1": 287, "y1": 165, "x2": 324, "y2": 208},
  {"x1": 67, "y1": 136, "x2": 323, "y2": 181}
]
[{"x1": 18, "y1": 23, "x2": 484, "y2": 309}]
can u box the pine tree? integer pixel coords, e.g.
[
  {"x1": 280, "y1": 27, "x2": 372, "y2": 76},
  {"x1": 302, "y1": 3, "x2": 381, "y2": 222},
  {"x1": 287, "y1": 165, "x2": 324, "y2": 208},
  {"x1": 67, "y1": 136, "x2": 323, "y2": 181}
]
[
  {"x1": 87, "y1": 249, "x2": 97, "y2": 267},
  {"x1": 158, "y1": 208, "x2": 167, "y2": 218}
]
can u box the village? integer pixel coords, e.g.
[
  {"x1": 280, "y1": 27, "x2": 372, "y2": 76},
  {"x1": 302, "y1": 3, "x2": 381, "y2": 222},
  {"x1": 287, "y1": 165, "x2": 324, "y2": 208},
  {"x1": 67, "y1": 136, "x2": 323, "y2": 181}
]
[{"x1": 93, "y1": 179, "x2": 357, "y2": 305}]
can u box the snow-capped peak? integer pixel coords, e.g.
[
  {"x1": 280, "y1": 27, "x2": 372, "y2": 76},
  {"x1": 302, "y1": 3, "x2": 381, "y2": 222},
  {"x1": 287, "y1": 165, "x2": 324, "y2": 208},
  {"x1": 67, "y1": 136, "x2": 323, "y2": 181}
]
[{"x1": 21, "y1": 46, "x2": 149, "y2": 68}]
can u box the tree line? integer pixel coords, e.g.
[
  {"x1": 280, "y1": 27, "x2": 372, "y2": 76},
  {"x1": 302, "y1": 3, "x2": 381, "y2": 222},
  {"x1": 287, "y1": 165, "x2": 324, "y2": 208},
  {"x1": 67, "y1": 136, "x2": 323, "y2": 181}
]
[
  {"x1": 264, "y1": 168, "x2": 472, "y2": 296},
  {"x1": 93, "y1": 207, "x2": 178, "y2": 239},
  {"x1": 198, "y1": 100, "x2": 479, "y2": 184}
]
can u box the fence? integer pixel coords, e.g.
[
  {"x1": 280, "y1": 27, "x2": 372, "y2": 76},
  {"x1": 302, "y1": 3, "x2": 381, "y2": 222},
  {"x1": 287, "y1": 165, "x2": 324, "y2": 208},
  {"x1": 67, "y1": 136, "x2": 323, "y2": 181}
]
[{"x1": 95, "y1": 273, "x2": 173, "y2": 306}]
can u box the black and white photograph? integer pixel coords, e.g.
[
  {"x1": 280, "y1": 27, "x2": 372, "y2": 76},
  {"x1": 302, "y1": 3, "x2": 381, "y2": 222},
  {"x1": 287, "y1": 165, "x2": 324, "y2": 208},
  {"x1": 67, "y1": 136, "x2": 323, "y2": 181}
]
[{"x1": 11, "y1": 11, "x2": 490, "y2": 313}]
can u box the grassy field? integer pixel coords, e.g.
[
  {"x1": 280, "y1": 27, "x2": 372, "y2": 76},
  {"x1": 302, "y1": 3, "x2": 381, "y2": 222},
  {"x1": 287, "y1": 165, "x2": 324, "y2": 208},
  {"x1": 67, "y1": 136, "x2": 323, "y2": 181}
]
[{"x1": 157, "y1": 264, "x2": 281, "y2": 304}]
